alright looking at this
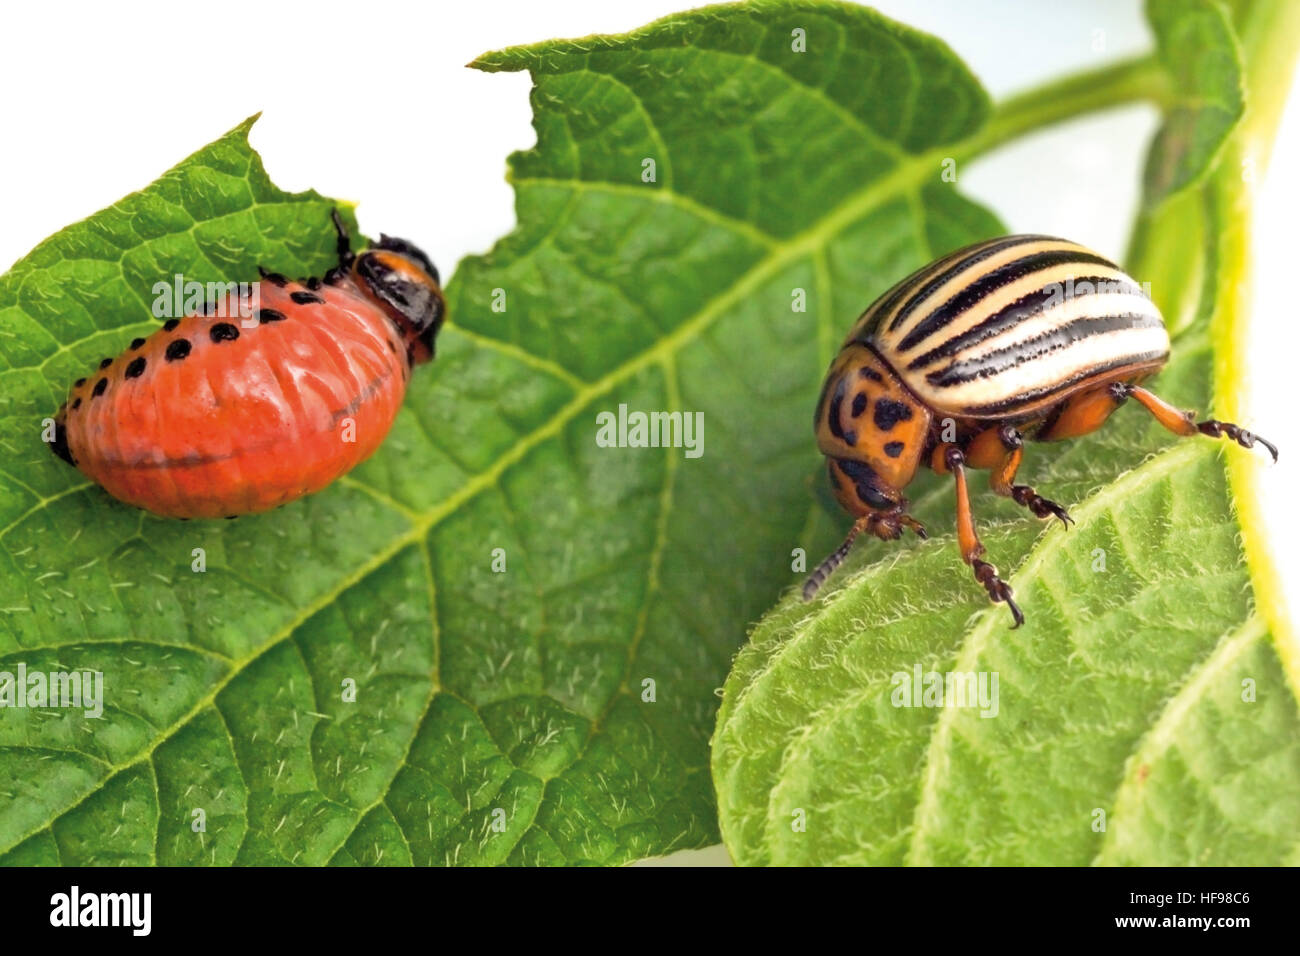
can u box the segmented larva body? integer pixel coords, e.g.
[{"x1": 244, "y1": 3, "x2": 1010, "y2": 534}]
[
  {"x1": 57, "y1": 278, "x2": 411, "y2": 518},
  {"x1": 50, "y1": 215, "x2": 446, "y2": 519}
]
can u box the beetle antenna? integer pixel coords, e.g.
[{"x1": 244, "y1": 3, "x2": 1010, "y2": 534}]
[
  {"x1": 331, "y1": 209, "x2": 355, "y2": 269},
  {"x1": 802, "y1": 517, "x2": 868, "y2": 601}
]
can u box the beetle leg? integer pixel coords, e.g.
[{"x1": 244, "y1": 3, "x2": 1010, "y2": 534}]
[
  {"x1": 1110, "y1": 383, "x2": 1278, "y2": 462},
  {"x1": 988, "y1": 425, "x2": 1073, "y2": 528},
  {"x1": 942, "y1": 444, "x2": 1024, "y2": 628}
]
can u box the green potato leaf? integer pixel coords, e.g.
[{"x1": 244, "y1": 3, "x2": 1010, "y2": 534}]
[
  {"x1": 712, "y1": 0, "x2": 1300, "y2": 866},
  {"x1": 4, "y1": 0, "x2": 1292, "y2": 868}
]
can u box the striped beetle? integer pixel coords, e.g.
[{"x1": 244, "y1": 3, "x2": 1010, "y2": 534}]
[{"x1": 805, "y1": 234, "x2": 1277, "y2": 626}]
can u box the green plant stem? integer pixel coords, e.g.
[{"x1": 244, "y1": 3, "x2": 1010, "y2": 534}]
[
  {"x1": 955, "y1": 56, "x2": 1168, "y2": 164},
  {"x1": 1212, "y1": 0, "x2": 1300, "y2": 687}
]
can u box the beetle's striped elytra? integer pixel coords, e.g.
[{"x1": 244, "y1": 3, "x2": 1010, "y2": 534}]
[{"x1": 806, "y1": 234, "x2": 1278, "y2": 626}]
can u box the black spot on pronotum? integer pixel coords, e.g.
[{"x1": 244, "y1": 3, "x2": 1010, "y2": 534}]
[
  {"x1": 165, "y1": 339, "x2": 192, "y2": 362},
  {"x1": 74, "y1": 378, "x2": 86, "y2": 388},
  {"x1": 884, "y1": 441, "x2": 905, "y2": 458},
  {"x1": 290, "y1": 291, "x2": 324, "y2": 305},
  {"x1": 130, "y1": 337, "x2": 146, "y2": 350},
  {"x1": 827, "y1": 377, "x2": 848, "y2": 443},
  {"x1": 163, "y1": 318, "x2": 180, "y2": 332},
  {"x1": 125, "y1": 357, "x2": 147, "y2": 379},
  {"x1": 859, "y1": 366, "x2": 883, "y2": 382},
  {"x1": 307, "y1": 277, "x2": 323, "y2": 291},
  {"x1": 873, "y1": 398, "x2": 913, "y2": 431},
  {"x1": 210, "y1": 322, "x2": 240, "y2": 343},
  {"x1": 257, "y1": 308, "x2": 286, "y2": 324},
  {"x1": 225, "y1": 515, "x2": 238, "y2": 520},
  {"x1": 71, "y1": 397, "x2": 82, "y2": 410},
  {"x1": 98, "y1": 357, "x2": 112, "y2": 369},
  {"x1": 387, "y1": 340, "x2": 397, "y2": 353},
  {"x1": 92, "y1": 378, "x2": 107, "y2": 397},
  {"x1": 258, "y1": 268, "x2": 288, "y2": 287},
  {"x1": 850, "y1": 393, "x2": 868, "y2": 418}
]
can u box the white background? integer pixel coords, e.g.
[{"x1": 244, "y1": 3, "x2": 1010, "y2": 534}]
[{"x1": 2, "y1": 1, "x2": 1296, "y2": 861}]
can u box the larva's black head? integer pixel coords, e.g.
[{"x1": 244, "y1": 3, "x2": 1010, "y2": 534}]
[
  {"x1": 373, "y1": 235, "x2": 439, "y2": 285},
  {"x1": 354, "y1": 241, "x2": 446, "y2": 365},
  {"x1": 327, "y1": 210, "x2": 445, "y2": 364}
]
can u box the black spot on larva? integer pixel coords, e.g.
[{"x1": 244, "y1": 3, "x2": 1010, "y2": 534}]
[
  {"x1": 92, "y1": 378, "x2": 107, "y2": 397},
  {"x1": 165, "y1": 339, "x2": 191, "y2": 362},
  {"x1": 259, "y1": 269, "x2": 288, "y2": 288},
  {"x1": 125, "y1": 357, "x2": 147, "y2": 379},
  {"x1": 873, "y1": 398, "x2": 913, "y2": 431},
  {"x1": 130, "y1": 337, "x2": 146, "y2": 350},
  {"x1": 210, "y1": 322, "x2": 240, "y2": 343},
  {"x1": 163, "y1": 318, "x2": 180, "y2": 332},
  {"x1": 884, "y1": 441, "x2": 905, "y2": 458},
  {"x1": 859, "y1": 366, "x2": 883, "y2": 382},
  {"x1": 71, "y1": 397, "x2": 82, "y2": 410},
  {"x1": 74, "y1": 378, "x2": 86, "y2": 388},
  {"x1": 257, "y1": 308, "x2": 286, "y2": 324},
  {"x1": 290, "y1": 291, "x2": 324, "y2": 305},
  {"x1": 50, "y1": 421, "x2": 73, "y2": 465},
  {"x1": 307, "y1": 277, "x2": 323, "y2": 291},
  {"x1": 850, "y1": 393, "x2": 868, "y2": 418},
  {"x1": 98, "y1": 357, "x2": 112, "y2": 369}
]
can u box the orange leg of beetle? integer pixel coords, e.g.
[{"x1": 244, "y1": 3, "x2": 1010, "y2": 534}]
[
  {"x1": 969, "y1": 424, "x2": 1074, "y2": 527},
  {"x1": 936, "y1": 444, "x2": 1024, "y2": 628},
  {"x1": 1111, "y1": 383, "x2": 1279, "y2": 461}
]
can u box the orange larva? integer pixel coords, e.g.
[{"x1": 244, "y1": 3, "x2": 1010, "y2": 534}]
[{"x1": 50, "y1": 212, "x2": 444, "y2": 519}]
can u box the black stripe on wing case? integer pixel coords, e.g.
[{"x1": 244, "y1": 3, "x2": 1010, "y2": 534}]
[
  {"x1": 884, "y1": 235, "x2": 1060, "y2": 335},
  {"x1": 855, "y1": 236, "x2": 1042, "y2": 342},
  {"x1": 904, "y1": 274, "x2": 1149, "y2": 370},
  {"x1": 954, "y1": 350, "x2": 1171, "y2": 416},
  {"x1": 925, "y1": 312, "x2": 1165, "y2": 388},
  {"x1": 896, "y1": 249, "x2": 1117, "y2": 352}
]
